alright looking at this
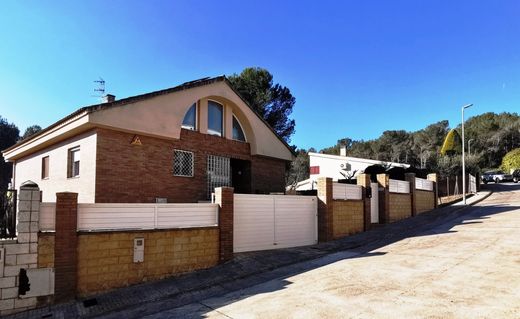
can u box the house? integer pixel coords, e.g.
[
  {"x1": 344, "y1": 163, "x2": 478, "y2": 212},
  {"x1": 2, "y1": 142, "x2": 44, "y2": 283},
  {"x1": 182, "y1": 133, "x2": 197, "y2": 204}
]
[
  {"x1": 292, "y1": 146, "x2": 409, "y2": 191},
  {"x1": 2, "y1": 76, "x2": 295, "y2": 203}
]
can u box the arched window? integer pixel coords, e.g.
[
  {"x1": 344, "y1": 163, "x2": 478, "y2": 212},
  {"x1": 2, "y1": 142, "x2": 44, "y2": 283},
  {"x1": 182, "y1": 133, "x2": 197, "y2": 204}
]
[
  {"x1": 182, "y1": 103, "x2": 197, "y2": 130},
  {"x1": 232, "y1": 115, "x2": 246, "y2": 142},
  {"x1": 208, "y1": 100, "x2": 223, "y2": 136}
]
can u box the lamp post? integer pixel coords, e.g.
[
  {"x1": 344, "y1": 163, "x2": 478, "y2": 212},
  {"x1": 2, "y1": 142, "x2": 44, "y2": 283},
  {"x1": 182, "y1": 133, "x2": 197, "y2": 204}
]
[
  {"x1": 462, "y1": 104, "x2": 473, "y2": 205},
  {"x1": 468, "y1": 139, "x2": 474, "y2": 155}
]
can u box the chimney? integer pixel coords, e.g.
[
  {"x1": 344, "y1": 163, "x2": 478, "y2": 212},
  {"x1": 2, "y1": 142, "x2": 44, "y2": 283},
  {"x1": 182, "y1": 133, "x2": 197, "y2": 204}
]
[
  {"x1": 340, "y1": 144, "x2": 347, "y2": 157},
  {"x1": 102, "y1": 94, "x2": 116, "y2": 103}
]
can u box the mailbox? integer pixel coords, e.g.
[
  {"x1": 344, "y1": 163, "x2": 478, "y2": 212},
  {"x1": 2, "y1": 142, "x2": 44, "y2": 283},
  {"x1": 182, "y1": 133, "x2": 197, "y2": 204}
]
[{"x1": 133, "y1": 237, "x2": 144, "y2": 263}]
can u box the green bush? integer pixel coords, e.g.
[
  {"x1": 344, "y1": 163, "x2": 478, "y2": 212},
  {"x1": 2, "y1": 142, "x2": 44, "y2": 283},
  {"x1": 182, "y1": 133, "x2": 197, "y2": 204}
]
[{"x1": 500, "y1": 148, "x2": 520, "y2": 172}]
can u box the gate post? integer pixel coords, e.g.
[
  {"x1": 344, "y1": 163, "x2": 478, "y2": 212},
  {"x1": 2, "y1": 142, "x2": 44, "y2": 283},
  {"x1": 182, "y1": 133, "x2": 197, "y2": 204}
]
[
  {"x1": 427, "y1": 173, "x2": 438, "y2": 208},
  {"x1": 54, "y1": 192, "x2": 78, "y2": 302},
  {"x1": 357, "y1": 174, "x2": 371, "y2": 231},
  {"x1": 215, "y1": 187, "x2": 234, "y2": 262},
  {"x1": 317, "y1": 177, "x2": 333, "y2": 242},
  {"x1": 405, "y1": 173, "x2": 416, "y2": 217},
  {"x1": 377, "y1": 174, "x2": 390, "y2": 224}
]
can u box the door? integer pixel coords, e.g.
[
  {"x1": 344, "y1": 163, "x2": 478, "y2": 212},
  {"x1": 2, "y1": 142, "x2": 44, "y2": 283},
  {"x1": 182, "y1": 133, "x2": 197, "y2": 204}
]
[
  {"x1": 207, "y1": 155, "x2": 231, "y2": 199},
  {"x1": 370, "y1": 182, "x2": 379, "y2": 223}
]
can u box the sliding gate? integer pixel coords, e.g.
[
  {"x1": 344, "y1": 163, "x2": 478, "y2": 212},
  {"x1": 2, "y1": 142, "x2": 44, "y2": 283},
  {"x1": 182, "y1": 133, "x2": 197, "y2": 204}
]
[{"x1": 233, "y1": 194, "x2": 318, "y2": 253}]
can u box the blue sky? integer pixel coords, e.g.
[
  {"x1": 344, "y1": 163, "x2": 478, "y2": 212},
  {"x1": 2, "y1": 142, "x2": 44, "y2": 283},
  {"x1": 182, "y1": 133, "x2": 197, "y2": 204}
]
[{"x1": 1, "y1": 1, "x2": 519, "y2": 150}]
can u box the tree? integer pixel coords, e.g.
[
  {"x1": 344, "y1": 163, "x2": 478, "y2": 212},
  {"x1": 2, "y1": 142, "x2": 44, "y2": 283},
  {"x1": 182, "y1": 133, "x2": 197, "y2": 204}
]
[
  {"x1": 286, "y1": 148, "x2": 312, "y2": 188},
  {"x1": 21, "y1": 125, "x2": 42, "y2": 140},
  {"x1": 0, "y1": 116, "x2": 20, "y2": 190},
  {"x1": 500, "y1": 148, "x2": 520, "y2": 172},
  {"x1": 440, "y1": 129, "x2": 462, "y2": 156},
  {"x1": 228, "y1": 67, "x2": 296, "y2": 142}
]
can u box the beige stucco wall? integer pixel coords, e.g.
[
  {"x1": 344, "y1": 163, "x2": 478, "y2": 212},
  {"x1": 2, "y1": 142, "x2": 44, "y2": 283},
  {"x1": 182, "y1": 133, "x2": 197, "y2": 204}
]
[
  {"x1": 14, "y1": 131, "x2": 97, "y2": 203},
  {"x1": 88, "y1": 81, "x2": 293, "y2": 161}
]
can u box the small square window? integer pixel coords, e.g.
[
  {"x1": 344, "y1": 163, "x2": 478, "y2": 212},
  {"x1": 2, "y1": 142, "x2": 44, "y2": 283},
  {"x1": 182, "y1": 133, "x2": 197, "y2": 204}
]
[
  {"x1": 173, "y1": 150, "x2": 194, "y2": 177},
  {"x1": 68, "y1": 147, "x2": 80, "y2": 178},
  {"x1": 41, "y1": 156, "x2": 49, "y2": 179}
]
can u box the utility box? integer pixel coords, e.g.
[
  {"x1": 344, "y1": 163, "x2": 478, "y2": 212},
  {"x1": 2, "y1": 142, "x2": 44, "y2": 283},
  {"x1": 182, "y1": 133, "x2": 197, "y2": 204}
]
[{"x1": 133, "y1": 237, "x2": 144, "y2": 263}]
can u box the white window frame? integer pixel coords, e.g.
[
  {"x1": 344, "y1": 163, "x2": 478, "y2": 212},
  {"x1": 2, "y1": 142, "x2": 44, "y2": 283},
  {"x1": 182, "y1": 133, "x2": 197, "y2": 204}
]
[
  {"x1": 181, "y1": 102, "x2": 197, "y2": 131},
  {"x1": 232, "y1": 114, "x2": 247, "y2": 142},
  {"x1": 41, "y1": 156, "x2": 49, "y2": 180},
  {"x1": 173, "y1": 149, "x2": 194, "y2": 177},
  {"x1": 68, "y1": 146, "x2": 80, "y2": 178},
  {"x1": 207, "y1": 100, "x2": 224, "y2": 137}
]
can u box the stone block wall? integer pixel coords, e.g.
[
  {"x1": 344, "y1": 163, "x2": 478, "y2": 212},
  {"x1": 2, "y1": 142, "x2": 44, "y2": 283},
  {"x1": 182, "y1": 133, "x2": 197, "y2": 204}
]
[
  {"x1": 76, "y1": 227, "x2": 219, "y2": 296},
  {"x1": 388, "y1": 193, "x2": 412, "y2": 223},
  {"x1": 332, "y1": 200, "x2": 364, "y2": 238},
  {"x1": 0, "y1": 183, "x2": 40, "y2": 316}
]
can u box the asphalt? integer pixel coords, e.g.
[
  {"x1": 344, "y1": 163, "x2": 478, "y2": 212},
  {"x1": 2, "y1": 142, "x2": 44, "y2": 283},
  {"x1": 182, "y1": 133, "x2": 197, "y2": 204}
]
[{"x1": 7, "y1": 187, "x2": 494, "y2": 319}]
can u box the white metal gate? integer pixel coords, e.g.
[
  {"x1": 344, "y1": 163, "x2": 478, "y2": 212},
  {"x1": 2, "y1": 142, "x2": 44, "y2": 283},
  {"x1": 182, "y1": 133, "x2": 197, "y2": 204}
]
[
  {"x1": 370, "y1": 182, "x2": 379, "y2": 223},
  {"x1": 233, "y1": 194, "x2": 318, "y2": 253},
  {"x1": 207, "y1": 155, "x2": 231, "y2": 198}
]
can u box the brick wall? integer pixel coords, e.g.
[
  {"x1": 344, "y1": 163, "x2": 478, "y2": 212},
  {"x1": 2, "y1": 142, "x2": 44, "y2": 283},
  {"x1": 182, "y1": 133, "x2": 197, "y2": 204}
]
[
  {"x1": 388, "y1": 193, "x2": 412, "y2": 223},
  {"x1": 332, "y1": 200, "x2": 364, "y2": 238},
  {"x1": 251, "y1": 155, "x2": 287, "y2": 194},
  {"x1": 416, "y1": 190, "x2": 435, "y2": 214},
  {"x1": 95, "y1": 128, "x2": 287, "y2": 203},
  {"x1": 76, "y1": 227, "x2": 219, "y2": 296}
]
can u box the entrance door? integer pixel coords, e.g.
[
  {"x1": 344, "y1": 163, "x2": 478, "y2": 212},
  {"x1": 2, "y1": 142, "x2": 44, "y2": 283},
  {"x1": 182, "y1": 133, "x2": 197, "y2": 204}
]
[
  {"x1": 370, "y1": 182, "x2": 379, "y2": 223},
  {"x1": 207, "y1": 155, "x2": 231, "y2": 198},
  {"x1": 231, "y1": 158, "x2": 251, "y2": 194}
]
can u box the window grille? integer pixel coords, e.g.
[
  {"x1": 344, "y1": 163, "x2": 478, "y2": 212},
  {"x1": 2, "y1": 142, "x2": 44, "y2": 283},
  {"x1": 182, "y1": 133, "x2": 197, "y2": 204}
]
[
  {"x1": 173, "y1": 150, "x2": 194, "y2": 177},
  {"x1": 207, "y1": 155, "x2": 231, "y2": 198}
]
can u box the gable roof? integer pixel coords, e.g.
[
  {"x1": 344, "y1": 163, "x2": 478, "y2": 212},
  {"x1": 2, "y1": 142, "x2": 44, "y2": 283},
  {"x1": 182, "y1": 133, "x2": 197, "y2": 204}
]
[{"x1": 4, "y1": 76, "x2": 296, "y2": 156}]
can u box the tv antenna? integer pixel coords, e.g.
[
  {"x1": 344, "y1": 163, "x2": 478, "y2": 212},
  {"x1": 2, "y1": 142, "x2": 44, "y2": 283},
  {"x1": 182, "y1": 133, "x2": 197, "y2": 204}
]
[{"x1": 92, "y1": 77, "x2": 105, "y2": 101}]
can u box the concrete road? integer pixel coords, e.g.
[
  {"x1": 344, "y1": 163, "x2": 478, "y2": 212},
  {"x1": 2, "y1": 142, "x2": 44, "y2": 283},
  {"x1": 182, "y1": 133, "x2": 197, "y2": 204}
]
[{"x1": 144, "y1": 183, "x2": 520, "y2": 319}]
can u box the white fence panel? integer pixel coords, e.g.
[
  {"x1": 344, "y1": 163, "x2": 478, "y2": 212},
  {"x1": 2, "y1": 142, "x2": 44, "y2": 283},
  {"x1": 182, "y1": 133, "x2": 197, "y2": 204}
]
[
  {"x1": 156, "y1": 204, "x2": 218, "y2": 228},
  {"x1": 234, "y1": 194, "x2": 317, "y2": 253},
  {"x1": 415, "y1": 178, "x2": 433, "y2": 191},
  {"x1": 389, "y1": 179, "x2": 410, "y2": 194},
  {"x1": 77, "y1": 203, "x2": 218, "y2": 231},
  {"x1": 39, "y1": 203, "x2": 56, "y2": 231},
  {"x1": 469, "y1": 174, "x2": 477, "y2": 193},
  {"x1": 332, "y1": 183, "x2": 362, "y2": 200}
]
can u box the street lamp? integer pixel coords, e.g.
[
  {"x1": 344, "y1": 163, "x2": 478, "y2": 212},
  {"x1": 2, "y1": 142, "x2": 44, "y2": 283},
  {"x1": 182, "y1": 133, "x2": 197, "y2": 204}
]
[
  {"x1": 468, "y1": 139, "x2": 474, "y2": 155},
  {"x1": 462, "y1": 104, "x2": 473, "y2": 205}
]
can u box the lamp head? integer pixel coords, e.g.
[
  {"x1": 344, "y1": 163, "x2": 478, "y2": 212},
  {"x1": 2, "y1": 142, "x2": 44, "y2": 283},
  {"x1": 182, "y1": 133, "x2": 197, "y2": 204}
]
[{"x1": 463, "y1": 104, "x2": 473, "y2": 109}]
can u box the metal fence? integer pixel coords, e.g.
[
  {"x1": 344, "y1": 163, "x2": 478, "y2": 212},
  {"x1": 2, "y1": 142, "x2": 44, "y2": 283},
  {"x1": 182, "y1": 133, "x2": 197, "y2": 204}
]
[{"x1": 0, "y1": 190, "x2": 17, "y2": 239}]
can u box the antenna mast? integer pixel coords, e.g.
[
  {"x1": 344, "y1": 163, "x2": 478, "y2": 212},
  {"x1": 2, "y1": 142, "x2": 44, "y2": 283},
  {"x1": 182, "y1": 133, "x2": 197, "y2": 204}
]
[{"x1": 93, "y1": 77, "x2": 105, "y2": 102}]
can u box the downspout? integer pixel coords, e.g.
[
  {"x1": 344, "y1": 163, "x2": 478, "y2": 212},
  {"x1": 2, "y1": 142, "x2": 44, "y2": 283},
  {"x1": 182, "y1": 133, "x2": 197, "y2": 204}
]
[{"x1": 11, "y1": 159, "x2": 16, "y2": 190}]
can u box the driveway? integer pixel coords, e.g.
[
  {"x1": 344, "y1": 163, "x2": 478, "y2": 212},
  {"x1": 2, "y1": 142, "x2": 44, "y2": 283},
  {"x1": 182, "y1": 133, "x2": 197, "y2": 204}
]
[{"x1": 140, "y1": 183, "x2": 520, "y2": 318}]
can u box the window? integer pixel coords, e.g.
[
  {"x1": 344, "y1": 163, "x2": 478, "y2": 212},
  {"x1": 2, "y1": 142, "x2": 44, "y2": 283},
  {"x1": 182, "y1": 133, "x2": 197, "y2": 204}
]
[
  {"x1": 207, "y1": 100, "x2": 223, "y2": 136},
  {"x1": 41, "y1": 156, "x2": 49, "y2": 179},
  {"x1": 181, "y1": 103, "x2": 197, "y2": 130},
  {"x1": 232, "y1": 115, "x2": 246, "y2": 142},
  {"x1": 173, "y1": 150, "x2": 194, "y2": 177},
  {"x1": 310, "y1": 166, "x2": 320, "y2": 175},
  {"x1": 68, "y1": 147, "x2": 80, "y2": 178}
]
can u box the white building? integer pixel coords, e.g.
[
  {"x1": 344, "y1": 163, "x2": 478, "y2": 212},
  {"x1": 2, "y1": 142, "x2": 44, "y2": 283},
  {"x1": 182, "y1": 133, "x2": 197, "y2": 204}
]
[{"x1": 292, "y1": 147, "x2": 409, "y2": 191}]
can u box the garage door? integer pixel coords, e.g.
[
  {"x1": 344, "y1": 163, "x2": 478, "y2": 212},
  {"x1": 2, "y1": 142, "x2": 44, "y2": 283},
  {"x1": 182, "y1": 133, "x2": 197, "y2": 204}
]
[{"x1": 233, "y1": 194, "x2": 318, "y2": 253}]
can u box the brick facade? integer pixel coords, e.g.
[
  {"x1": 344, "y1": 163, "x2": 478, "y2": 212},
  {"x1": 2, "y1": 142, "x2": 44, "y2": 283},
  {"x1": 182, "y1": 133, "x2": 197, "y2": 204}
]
[
  {"x1": 95, "y1": 128, "x2": 287, "y2": 203},
  {"x1": 332, "y1": 200, "x2": 364, "y2": 238}
]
